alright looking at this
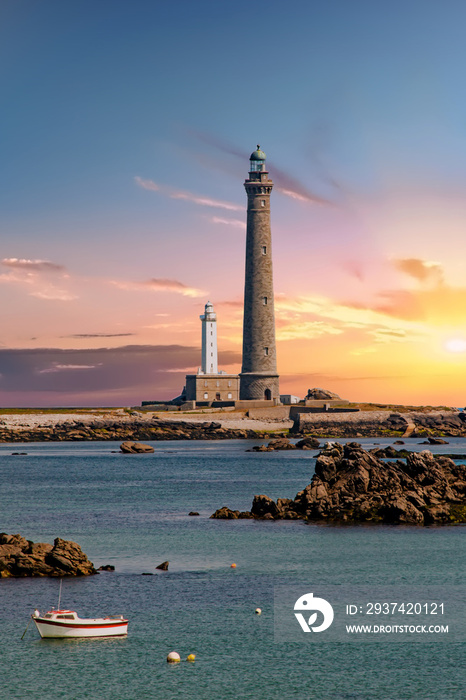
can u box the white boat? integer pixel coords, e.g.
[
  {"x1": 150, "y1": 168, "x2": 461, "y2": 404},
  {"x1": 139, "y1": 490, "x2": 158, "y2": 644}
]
[{"x1": 32, "y1": 609, "x2": 128, "y2": 638}]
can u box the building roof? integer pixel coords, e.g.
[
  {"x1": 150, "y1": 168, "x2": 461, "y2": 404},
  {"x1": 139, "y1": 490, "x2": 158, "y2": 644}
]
[{"x1": 250, "y1": 145, "x2": 266, "y2": 161}]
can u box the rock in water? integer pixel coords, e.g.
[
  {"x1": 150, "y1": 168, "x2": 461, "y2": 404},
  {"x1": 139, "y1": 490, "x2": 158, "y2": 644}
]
[
  {"x1": 0, "y1": 534, "x2": 97, "y2": 577},
  {"x1": 120, "y1": 441, "x2": 154, "y2": 453},
  {"x1": 156, "y1": 561, "x2": 169, "y2": 571},
  {"x1": 211, "y1": 443, "x2": 466, "y2": 526}
]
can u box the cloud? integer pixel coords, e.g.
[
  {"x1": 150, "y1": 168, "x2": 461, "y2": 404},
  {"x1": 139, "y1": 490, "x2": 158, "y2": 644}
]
[
  {"x1": 135, "y1": 176, "x2": 242, "y2": 212},
  {"x1": 393, "y1": 258, "x2": 444, "y2": 284},
  {"x1": 210, "y1": 216, "x2": 245, "y2": 228},
  {"x1": 63, "y1": 333, "x2": 136, "y2": 339},
  {"x1": 0, "y1": 257, "x2": 76, "y2": 301},
  {"x1": 2, "y1": 258, "x2": 66, "y2": 273},
  {"x1": 133, "y1": 176, "x2": 160, "y2": 193},
  {"x1": 30, "y1": 289, "x2": 78, "y2": 301},
  {"x1": 0, "y1": 345, "x2": 241, "y2": 405},
  {"x1": 111, "y1": 277, "x2": 206, "y2": 298},
  {"x1": 185, "y1": 130, "x2": 332, "y2": 205},
  {"x1": 39, "y1": 364, "x2": 100, "y2": 374},
  {"x1": 144, "y1": 278, "x2": 205, "y2": 297},
  {"x1": 368, "y1": 328, "x2": 422, "y2": 344},
  {"x1": 341, "y1": 260, "x2": 365, "y2": 282},
  {"x1": 277, "y1": 321, "x2": 343, "y2": 342}
]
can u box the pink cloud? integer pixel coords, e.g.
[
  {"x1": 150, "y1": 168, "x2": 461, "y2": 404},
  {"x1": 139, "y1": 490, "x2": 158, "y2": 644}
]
[
  {"x1": 134, "y1": 176, "x2": 242, "y2": 212},
  {"x1": 111, "y1": 277, "x2": 206, "y2": 298},
  {"x1": 2, "y1": 258, "x2": 66, "y2": 273}
]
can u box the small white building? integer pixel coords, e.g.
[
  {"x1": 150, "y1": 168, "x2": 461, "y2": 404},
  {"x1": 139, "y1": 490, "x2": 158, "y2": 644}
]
[{"x1": 280, "y1": 394, "x2": 300, "y2": 405}]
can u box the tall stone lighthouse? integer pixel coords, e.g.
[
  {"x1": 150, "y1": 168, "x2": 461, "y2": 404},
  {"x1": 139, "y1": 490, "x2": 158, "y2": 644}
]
[{"x1": 239, "y1": 146, "x2": 279, "y2": 401}]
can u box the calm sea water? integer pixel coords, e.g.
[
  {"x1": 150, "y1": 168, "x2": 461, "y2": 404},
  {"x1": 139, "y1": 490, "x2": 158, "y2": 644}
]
[{"x1": 0, "y1": 438, "x2": 464, "y2": 699}]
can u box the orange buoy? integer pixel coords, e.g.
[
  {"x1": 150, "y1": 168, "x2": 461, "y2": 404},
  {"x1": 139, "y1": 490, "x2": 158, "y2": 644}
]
[{"x1": 230, "y1": 563, "x2": 237, "y2": 568}]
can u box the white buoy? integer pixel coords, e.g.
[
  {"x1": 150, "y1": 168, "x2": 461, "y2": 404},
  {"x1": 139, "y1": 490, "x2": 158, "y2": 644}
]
[
  {"x1": 167, "y1": 651, "x2": 181, "y2": 663},
  {"x1": 255, "y1": 608, "x2": 262, "y2": 615}
]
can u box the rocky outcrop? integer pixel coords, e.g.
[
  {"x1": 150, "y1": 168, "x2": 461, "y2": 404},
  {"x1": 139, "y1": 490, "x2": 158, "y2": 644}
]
[
  {"x1": 212, "y1": 443, "x2": 466, "y2": 525},
  {"x1": 305, "y1": 388, "x2": 341, "y2": 400},
  {"x1": 248, "y1": 436, "x2": 320, "y2": 452},
  {"x1": 210, "y1": 507, "x2": 253, "y2": 519},
  {"x1": 0, "y1": 534, "x2": 97, "y2": 577},
  {"x1": 0, "y1": 418, "x2": 269, "y2": 443},
  {"x1": 120, "y1": 441, "x2": 154, "y2": 453}
]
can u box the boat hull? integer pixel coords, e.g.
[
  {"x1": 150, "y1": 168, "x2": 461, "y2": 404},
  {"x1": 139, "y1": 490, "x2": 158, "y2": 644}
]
[{"x1": 33, "y1": 618, "x2": 128, "y2": 639}]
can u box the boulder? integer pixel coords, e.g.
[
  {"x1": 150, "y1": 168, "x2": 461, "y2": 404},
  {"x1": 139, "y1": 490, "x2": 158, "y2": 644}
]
[
  {"x1": 210, "y1": 507, "x2": 240, "y2": 519},
  {"x1": 305, "y1": 388, "x2": 341, "y2": 400},
  {"x1": 120, "y1": 441, "x2": 154, "y2": 454},
  {"x1": 295, "y1": 437, "x2": 320, "y2": 450},
  {"x1": 156, "y1": 561, "x2": 169, "y2": 571},
  {"x1": 266, "y1": 438, "x2": 296, "y2": 451},
  {"x1": 0, "y1": 534, "x2": 97, "y2": 577}
]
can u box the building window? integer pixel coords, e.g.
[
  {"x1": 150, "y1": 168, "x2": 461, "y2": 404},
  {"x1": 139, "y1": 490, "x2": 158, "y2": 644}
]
[
  {"x1": 227, "y1": 393, "x2": 232, "y2": 399},
  {"x1": 263, "y1": 296, "x2": 267, "y2": 305},
  {"x1": 210, "y1": 343, "x2": 213, "y2": 347},
  {"x1": 264, "y1": 347, "x2": 269, "y2": 356},
  {"x1": 262, "y1": 246, "x2": 267, "y2": 255},
  {"x1": 261, "y1": 200, "x2": 266, "y2": 207},
  {"x1": 216, "y1": 393, "x2": 221, "y2": 400},
  {"x1": 204, "y1": 392, "x2": 208, "y2": 399},
  {"x1": 204, "y1": 380, "x2": 208, "y2": 387},
  {"x1": 216, "y1": 380, "x2": 220, "y2": 387},
  {"x1": 228, "y1": 380, "x2": 231, "y2": 387},
  {"x1": 211, "y1": 352, "x2": 213, "y2": 357}
]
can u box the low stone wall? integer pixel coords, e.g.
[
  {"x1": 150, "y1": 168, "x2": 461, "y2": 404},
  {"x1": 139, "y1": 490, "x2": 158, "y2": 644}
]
[{"x1": 293, "y1": 411, "x2": 466, "y2": 437}]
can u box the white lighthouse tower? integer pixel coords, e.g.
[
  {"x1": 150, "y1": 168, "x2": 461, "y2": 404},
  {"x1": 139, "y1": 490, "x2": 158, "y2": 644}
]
[
  {"x1": 184, "y1": 301, "x2": 239, "y2": 404},
  {"x1": 200, "y1": 301, "x2": 218, "y2": 374}
]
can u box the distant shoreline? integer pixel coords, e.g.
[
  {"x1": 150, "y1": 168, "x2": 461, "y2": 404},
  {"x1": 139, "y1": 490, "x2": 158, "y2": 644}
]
[{"x1": 0, "y1": 406, "x2": 465, "y2": 441}]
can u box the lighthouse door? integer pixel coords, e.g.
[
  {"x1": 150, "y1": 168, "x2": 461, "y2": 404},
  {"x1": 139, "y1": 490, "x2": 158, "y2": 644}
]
[{"x1": 264, "y1": 388, "x2": 272, "y2": 401}]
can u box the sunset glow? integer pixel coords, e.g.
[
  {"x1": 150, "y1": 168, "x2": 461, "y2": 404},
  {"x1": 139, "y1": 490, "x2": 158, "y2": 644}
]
[{"x1": 1, "y1": 1, "x2": 466, "y2": 407}]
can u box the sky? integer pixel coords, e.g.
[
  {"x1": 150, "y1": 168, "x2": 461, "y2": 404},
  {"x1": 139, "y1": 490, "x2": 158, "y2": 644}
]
[{"x1": 1, "y1": 0, "x2": 466, "y2": 407}]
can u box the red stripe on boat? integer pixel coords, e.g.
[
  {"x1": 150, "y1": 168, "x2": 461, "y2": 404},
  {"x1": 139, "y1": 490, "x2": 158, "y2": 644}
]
[{"x1": 37, "y1": 619, "x2": 128, "y2": 629}]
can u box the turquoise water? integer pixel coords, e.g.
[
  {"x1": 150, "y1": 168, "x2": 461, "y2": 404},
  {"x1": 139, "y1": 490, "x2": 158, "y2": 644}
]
[{"x1": 0, "y1": 439, "x2": 464, "y2": 699}]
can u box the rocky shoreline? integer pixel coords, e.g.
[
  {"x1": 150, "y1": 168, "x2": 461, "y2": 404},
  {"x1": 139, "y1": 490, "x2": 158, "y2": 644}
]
[
  {"x1": 0, "y1": 408, "x2": 465, "y2": 442},
  {"x1": 211, "y1": 442, "x2": 466, "y2": 525},
  {"x1": 0, "y1": 534, "x2": 97, "y2": 577},
  {"x1": 0, "y1": 418, "x2": 268, "y2": 443}
]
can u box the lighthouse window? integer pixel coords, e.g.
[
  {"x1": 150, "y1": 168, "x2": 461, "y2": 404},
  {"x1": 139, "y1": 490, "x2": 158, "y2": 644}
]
[
  {"x1": 228, "y1": 380, "x2": 231, "y2": 387},
  {"x1": 228, "y1": 393, "x2": 232, "y2": 399},
  {"x1": 216, "y1": 380, "x2": 220, "y2": 387},
  {"x1": 263, "y1": 296, "x2": 267, "y2": 305},
  {"x1": 204, "y1": 380, "x2": 208, "y2": 387},
  {"x1": 261, "y1": 200, "x2": 266, "y2": 207},
  {"x1": 264, "y1": 347, "x2": 269, "y2": 356},
  {"x1": 262, "y1": 246, "x2": 267, "y2": 255},
  {"x1": 204, "y1": 393, "x2": 208, "y2": 399}
]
